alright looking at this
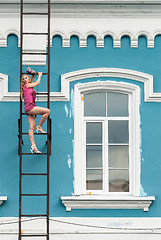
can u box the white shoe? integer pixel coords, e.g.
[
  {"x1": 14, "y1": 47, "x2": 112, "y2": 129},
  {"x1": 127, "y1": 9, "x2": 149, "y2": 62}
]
[
  {"x1": 30, "y1": 144, "x2": 41, "y2": 154},
  {"x1": 36, "y1": 126, "x2": 46, "y2": 134}
]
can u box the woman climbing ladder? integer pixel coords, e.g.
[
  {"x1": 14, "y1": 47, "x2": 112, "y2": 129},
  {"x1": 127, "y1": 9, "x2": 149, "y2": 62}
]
[{"x1": 20, "y1": 70, "x2": 50, "y2": 153}]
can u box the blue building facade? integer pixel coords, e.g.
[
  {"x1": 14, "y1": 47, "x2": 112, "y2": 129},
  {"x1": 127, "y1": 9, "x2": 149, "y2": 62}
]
[{"x1": 0, "y1": 1, "x2": 161, "y2": 239}]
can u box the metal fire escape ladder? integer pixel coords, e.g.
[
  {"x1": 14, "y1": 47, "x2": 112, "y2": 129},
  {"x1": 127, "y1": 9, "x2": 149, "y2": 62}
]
[{"x1": 18, "y1": 0, "x2": 51, "y2": 239}]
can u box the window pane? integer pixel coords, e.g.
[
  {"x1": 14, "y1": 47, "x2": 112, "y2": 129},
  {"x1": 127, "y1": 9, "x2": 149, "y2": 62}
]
[
  {"x1": 109, "y1": 146, "x2": 129, "y2": 168},
  {"x1": 108, "y1": 120, "x2": 129, "y2": 143},
  {"x1": 86, "y1": 146, "x2": 102, "y2": 168},
  {"x1": 86, "y1": 122, "x2": 102, "y2": 144},
  {"x1": 109, "y1": 170, "x2": 129, "y2": 192},
  {"x1": 86, "y1": 170, "x2": 103, "y2": 190},
  {"x1": 107, "y1": 92, "x2": 128, "y2": 117},
  {"x1": 84, "y1": 92, "x2": 106, "y2": 116}
]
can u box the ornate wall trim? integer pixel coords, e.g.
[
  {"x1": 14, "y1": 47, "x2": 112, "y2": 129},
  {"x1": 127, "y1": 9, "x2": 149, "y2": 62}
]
[
  {"x1": 51, "y1": 30, "x2": 161, "y2": 48},
  {"x1": 0, "y1": 216, "x2": 161, "y2": 238},
  {"x1": 61, "y1": 196, "x2": 155, "y2": 212},
  {"x1": 0, "y1": 1, "x2": 161, "y2": 62},
  {"x1": 61, "y1": 68, "x2": 159, "y2": 102},
  {"x1": 0, "y1": 196, "x2": 7, "y2": 206},
  {"x1": 1, "y1": 68, "x2": 161, "y2": 102},
  {"x1": 1, "y1": 30, "x2": 161, "y2": 49}
]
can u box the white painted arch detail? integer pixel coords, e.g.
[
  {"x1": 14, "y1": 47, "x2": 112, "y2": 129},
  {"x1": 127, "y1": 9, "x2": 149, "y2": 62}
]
[
  {"x1": 0, "y1": 68, "x2": 161, "y2": 102},
  {"x1": 1, "y1": 30, "x2": 161, "y2": 49},
  {"x1": 61, "y1": 68, "x2": 160, "y2": 102},
  {"x1": 51, "y1": 30, "x2": 159, "y2": 48}
]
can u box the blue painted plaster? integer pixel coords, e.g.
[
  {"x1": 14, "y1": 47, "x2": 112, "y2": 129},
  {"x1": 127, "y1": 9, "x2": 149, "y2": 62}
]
[{"x1": 0, "y1": 34, "x2": 161, "y2": 217}]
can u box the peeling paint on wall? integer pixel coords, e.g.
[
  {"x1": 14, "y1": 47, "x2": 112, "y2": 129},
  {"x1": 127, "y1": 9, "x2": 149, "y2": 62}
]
[
  {"x1": 73, "y1": 180, "x2": 75, "y2": 193},
  {"x1": 64, "y1": 104, "x2": 69, "y2": 117},
  {"x1": 72, "y1": 139, "x2": 74, "y2": 164},
  {"x1": 69, "y1": 128, "x2": 72, "y2": 134},
  {"x1": 140, "y1": 185, "x2": 147, "y2": 197},
  {"x1": 108, "y1": 220, "x2": 133, "y2": 227},
  {"x1": 69, "y1": 110, "x2": 72, "y2": 118},
  {"x1": 72, "y1": 140, "x2": 75, "y2": 192},
  {"x1": 70, "y1": 89, "x2": 74, "y2": 118},
  {"x1": 67, "y1": 154, "x2": 72, "y2": 168},
  {"x1": 140, "y1": 114, "x2": 142, "y2": 159}
]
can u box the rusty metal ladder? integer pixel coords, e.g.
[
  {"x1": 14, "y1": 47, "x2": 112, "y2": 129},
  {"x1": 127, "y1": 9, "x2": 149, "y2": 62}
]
[{"x1": 18, "y1": 0, "x2": 51, "y2": 239}]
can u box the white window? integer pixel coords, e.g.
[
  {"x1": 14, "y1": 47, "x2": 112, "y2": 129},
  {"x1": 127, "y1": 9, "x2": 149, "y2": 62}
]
[
  {"x1": 84, "y1": 91, "x2": 130, "y2": 194},
  {"x1": 61, "y1": 80, "x2": 155, "y2": 211},
  {"x1": 74, "y1": 81, "x2": 141, "y2": 197}
]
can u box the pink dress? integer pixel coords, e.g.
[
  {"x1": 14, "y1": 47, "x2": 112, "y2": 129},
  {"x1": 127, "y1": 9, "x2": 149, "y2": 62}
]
[{"x1": 23, "y1": 85, "x2": 36, "y2": 115}]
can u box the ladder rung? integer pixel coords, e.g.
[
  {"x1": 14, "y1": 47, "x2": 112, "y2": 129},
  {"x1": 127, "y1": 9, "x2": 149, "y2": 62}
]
[
  {"x1": 21, "y1": 234, "x2": 47, "y2": 237},
  {"x1": 21, "y1": 173, "x2": 47, "y2": 176},
  {"x1": 22, "y1": 72, "x2": 48, "y2": 75},
  {"x1": 23, "y1": 13, "x2": 48, "y2": 15},
  {"x1": 21, "y1": 194, "x2": 47, "y2": 196},
  {"x1": 23, "y1": 32, "x2": 48, "y2": 35},
  {"x1": 22, "y1": 52, "x2": 48, "y2": 55},
  {"x1": 21, "y1": 214, "x2": 47, "y2": 217},
  {"x1": 37, "y1": 92, "x2": 49, "y2": 95},
  {"x1": 22, "y1": 132, "x2": 48, "y2": 135},
  {"x1": 21, "y1": 153, "x2": 47, "y2": 156}
]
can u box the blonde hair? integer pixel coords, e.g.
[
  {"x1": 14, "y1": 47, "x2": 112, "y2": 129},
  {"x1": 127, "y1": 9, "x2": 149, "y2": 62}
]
[{"x1": 20, "y1": 74, "x2": 31, "y2": 100}]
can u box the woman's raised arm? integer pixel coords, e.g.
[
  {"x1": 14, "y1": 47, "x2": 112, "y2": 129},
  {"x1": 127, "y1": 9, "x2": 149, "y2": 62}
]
[{"x1": 26, "y1": 72, "x2": 43, "y2": 88}]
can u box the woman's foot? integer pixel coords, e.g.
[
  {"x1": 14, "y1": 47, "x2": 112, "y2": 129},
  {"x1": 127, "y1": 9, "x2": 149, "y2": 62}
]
[
  {"x1": 30, "y1": 144, "x2": 41, "y2": 154},
  {"x1": 36, "y1": 126, "x2": 46, "y2": 134}
]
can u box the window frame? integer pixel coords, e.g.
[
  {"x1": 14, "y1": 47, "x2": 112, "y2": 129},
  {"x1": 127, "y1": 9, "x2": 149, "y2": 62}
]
[
  {"x1": 84, "y1": 117, "x2": 131, "y2": 196},
  {"x1": 74, "y1": 81, "x2": 141, "y2": 197}
]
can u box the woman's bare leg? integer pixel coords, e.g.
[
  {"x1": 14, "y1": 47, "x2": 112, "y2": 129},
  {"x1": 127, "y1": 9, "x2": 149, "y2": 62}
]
[
  {"x1": 28, "y1": 106, "x2": 50, "y2": 130},
  {"x1": 27, "y1": 114, "x2": 36, "y2": 146}
]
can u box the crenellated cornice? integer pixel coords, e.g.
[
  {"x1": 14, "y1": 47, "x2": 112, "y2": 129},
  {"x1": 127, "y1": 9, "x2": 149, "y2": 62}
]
[{"x1": 0, "y1": 0, "x2": 161, "y2": 64}]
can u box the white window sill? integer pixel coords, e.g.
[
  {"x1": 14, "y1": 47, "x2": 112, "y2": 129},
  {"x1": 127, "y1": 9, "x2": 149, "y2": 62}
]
[
  {"x1": 0, "y1": 196, "x2": 7, "y2": 206},
  {"x1": 61, "y1": 195, "x2": 155, "y2": 212}
]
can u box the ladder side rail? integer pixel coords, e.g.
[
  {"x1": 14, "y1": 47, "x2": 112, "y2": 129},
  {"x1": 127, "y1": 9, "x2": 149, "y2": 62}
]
[
  {"x1": 47, "y1": 1, "x2": 51, "y2": 239},
  {"x1": 48, "y1": 0, "x2": 50, "y2": 110},
  {"x1": 19, "y1": 0, "x2": 23, "y2": 239}
]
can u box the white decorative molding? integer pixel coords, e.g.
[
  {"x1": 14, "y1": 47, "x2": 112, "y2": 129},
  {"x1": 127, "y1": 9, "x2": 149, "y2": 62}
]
[
  {"x1": 1, "y1": 0, "x2": 161, "y2": 4},
  {"x1": 0, "y1": 0, "x2": 161, "y2": 65},
  {"x1": 0, "y1": 29, "x2": 161, "y2": 51},
  {"x1": 0, "y1": 73, "x2": 8, "y2": 101},
  {"x1": 135, "y1": 31, "x2": 154, "y2": 48},
  {"x1": 22, "y1": 49, "x2": 47, "y2": 66},
  {"x1": 80, "y1": 38, "x2": 87, "y2": 48},
  {"x1": 1, "y1": 68, "x2": 161, "y2": 102},
  {"x1": 61, "y1": 68, "x2": 161, "y2": 102},
  {"x1": 131, "y1": 37, "x2": 138, "y2": 48},
  {"x1": 154, "y1": 30, "x2": 161, "y2": 38},
  {"x1": 69, "y1": 31, "x2": 84, "y2": 40},
  {"x1": 4, "y1": 29, "x2": 20, "y2": 47},
  {"x1": 51, "y1": 30, "x2": 161, "y2": 49},
  {"x1": 61, "y1": 195, "x2": 155, "y2": 212},
  {"x1": 62, "y1": 38, "x2": 70, "y2": 48},
  {"x1": 1, "y1": 1, "x2": 161, "y2": 18},
  {"x1": 0, "y1": 196, "x2": 7, "y2": 206},
  {"x1": 51, "y1": 30, "x2": 66, "y2": 47},
  {"x1": 0, "y1": 217, "x2": 161, "y2": 239},
  {"x1": 1, "y1": 0, "x2": 161, "y2": 3}
]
